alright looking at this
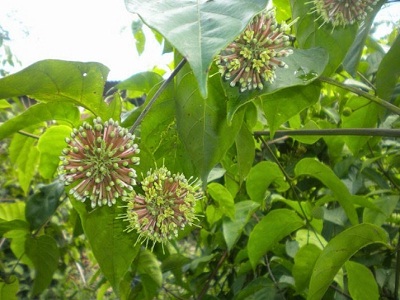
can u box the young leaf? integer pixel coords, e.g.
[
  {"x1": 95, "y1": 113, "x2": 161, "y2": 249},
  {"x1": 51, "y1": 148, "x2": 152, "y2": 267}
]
[
  {"x1": 0, "y1": 102, "x2": 79, "y2": 140},
  {"x1": 0, "y1": 60, "x2": 112, "y2": 119},
  {"x1": 223, "y1": 201, "x2": 260, "y2": 251},
  {"x1": 248, "y1": 209, "x2": 304, "y2": 268},
  {"x1": 25, "y1": 235, "x2": 60, "y2": 296},
  {"x1": 125, "y1": 0, "x2": 268, "y2": 97},
  {"x1": 295, "y1": 158, "x2": 358, "y2": 225},
  {"x1": 207, "y1": 183, "x2": 235, "y2": 220},
  {"x1": 246, "y1": 161, "x2": 289, "y2": 204},
  {"x1": 71, "y1": 200, "x2": 141, "y2": 296},
  {"x1": 308, "y1": 223, "x2": 388, "y2": 300},
  {"x1": 345, "y1": 261, "x2": 379, "y2": 300},
  {"x1": 37, "y1": 125, "x2": 72, "y2": 179},
  {"x1": 25, "y1": 181, "x2": 64, "y2": 231}
]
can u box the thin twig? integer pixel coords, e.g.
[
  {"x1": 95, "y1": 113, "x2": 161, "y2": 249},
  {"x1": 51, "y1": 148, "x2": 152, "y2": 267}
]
[
  {"x1": 129, "y1": 58, "x2": 187, "y2": 133},
  {"x1": 319, "y1": 76, "x2": 400, "y2": 116},
  {"x1": 197, "y1": 251, "x2": 228, "y2": 300},
  {"x1": 255, "y1": 128, "x2": 400, "y2": 138}
]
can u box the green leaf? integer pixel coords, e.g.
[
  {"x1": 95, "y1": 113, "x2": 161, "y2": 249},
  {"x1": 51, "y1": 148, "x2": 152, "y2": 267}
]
[
  {"x1": 117, "y1": 71, "x2": 163, "y2": 99},
  {"x1": 131, "y1": 20, "x2": 146, "y2": 55},
  {"x1": 363, "y1": 195, "x2": 399, "y2": 226},
  {"x1": 0, "y1": 219, "x2": 30, "y2": 236},
  {"x1": 25, "y1": 235, "x2": 60, "y2": 296},
  {"x1": 0, "y1": 60, "x2": 112, "y2": 119},
  {"x1": 262, "y1": 83, "x2": 321, "y2": 136},
  {"x1": 0, "y1": 99, "x2": 12, "y2": 109},
  {"x1": 235, "y1": 123, "x2": 255, "y2": 183},
  {"x1": 341, "y1": 96, "x2": 380, "y2": 154},
  {"x1": 3, "y1": 229, "x2": 33, "y2": 267},
  {"x1": 207, "y1": 183, "x2": 235, "y2": 220},
  {"x1": 71, "y1": 199, "x2": 141, "y2": 295},
  {"x1": 125, "y1": 0, "x2": 268, "y2": 97},
  {"x1": 9, "y1": 133, "x2": 40, "y2": 195},
  {"x1": 37, "y1": 125, "x2": 72, "y2": 178},
  {"x1": 223, "y1": 201, "x2": 260, "y2": 251},
  {"x1": 345, "y1": 261, "x2": 379, "y2": 300},
  {"x1": 0, "y1": 275, "x2": 19, "y2": 300},
  {"x1": 291, "y1": 0, "x2": 358, "y2": 75},
  {"x1": 246, "y1": 161, "x2": 289, "y2": 204},
  {"x1": 308, "y1": 223, "x2": 388, "y2": 300},
  {"x1": 136, "y1": 250, "x2": 163, "y2": 299},
  {"x1": 292, "y1": 244, "x2": 321, "y2": 293},
  {"x1": 25, "y1": 181, "x2": 64, "y2": 230},
  {"x1": 0, "y1": 202, "x2": 26, "y2": 221},
  {"x1": 176, "y1": 70, "x2": 244, "y2": 182},
  {"x1": 295, "y1": 158, "x2": 358, "y2": 225},
  {"x1": 0, "y1": 102, "x2": 79, "y2": 140},
  {"x1": 227, "y1": 48, "x2": 328, "y2": 121},
  {"x1": 248, "y1": 209, "x2": 304, "y2": 268},
  {"x1": 376, "y1": 33, "x2": 400, "y2": 100}
]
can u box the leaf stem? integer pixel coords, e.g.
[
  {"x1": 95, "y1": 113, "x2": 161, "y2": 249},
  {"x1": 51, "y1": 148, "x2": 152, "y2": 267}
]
[
  {"x1": 319, "y1": 76, "x2": 400, "y2": 115},
  {"x1": 18, "y1": 130, "x2": 40, "y2": 139},
  {"x1": 129, "y1": 58, "x2": 187, "y2": 133},
  {"x1": 254, "y1": 128, "x2": 400, "y2": 138}
]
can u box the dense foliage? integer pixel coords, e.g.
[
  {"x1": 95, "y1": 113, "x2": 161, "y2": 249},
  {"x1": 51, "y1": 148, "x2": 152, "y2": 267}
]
[{"x1": 0, "y1": 0, "x2": 400, "y2": 299}]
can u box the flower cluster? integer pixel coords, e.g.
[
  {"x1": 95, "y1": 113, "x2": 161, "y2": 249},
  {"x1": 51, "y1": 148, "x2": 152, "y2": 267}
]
[
  {"x1": 312, "y1": 0, "x2": 379, "y2": 27},
  {"x1": 59, "y1": 118, "x2": 140, "y2": 208},
  {"x1": 216, "y1": 8, "x2": 295, "y2": 92},
  {"x1": 119, "y1": 167, "x2": 202, "y2": 248}
]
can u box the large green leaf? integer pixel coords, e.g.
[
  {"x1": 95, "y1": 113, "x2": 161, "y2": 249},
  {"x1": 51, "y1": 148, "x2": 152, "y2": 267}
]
[
  {"x1": 0, "y1": 60, "x2": 112, "y2": 119},
  {"x1": 71, "y1": 200, "x2": 141, "y2": 295},
  {"x1": 376, "y1": 33, "x2": 400, "y2": 101},
  {"x1": 25, "y1": 181, "x2": 64, "y2": 231},
  {"x1": 246, "y1": 161, "x2": 289, "y2": 204},
  {"x1": 0, "y1": 102, "x2": 78, "y2": 140},
  {"x1": 37, "y1": 125, "x2": 72, "y2": 179},
  {"x1": 262, "y1": 83, "x2": 321, "y2": 136},
  {"x1": 308, "y1": 223, "x2": 388, "y2": 300},
  {"x1": 25, "y1": 235, "x2": 60, "y2": 296},
  {"x1": 223, "y1": 201, "x2": 259, "y2": 251},
  {"x1": 291, "y1": 0, "x2": 358, "y2": 76},
  {"x1": 295, "y1": 158, "x2": 358, "y2": 225},
  {"x1": 176, "y1": 70, "x2": 244, "y2": 182},
  {"x1": 345, "y1": 261, "x2": 379, "y2": 300},
  {"x1": 227, "y1": 48, "x2": 328, "y2": 121},
  {"x1": 125, "y1": 0, "x2": 268, "y2": 97},
  {"x1": 248, "y1": 209, "x2": 304, "y2": 268},
  {"x1": 293, "y1": 244, "x2": 321, "y2": 293}
]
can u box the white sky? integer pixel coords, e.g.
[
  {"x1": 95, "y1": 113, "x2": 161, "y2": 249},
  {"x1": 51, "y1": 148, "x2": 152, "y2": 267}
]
[
  {"x1": 0, "y1": 0, "x2": 172, "y2": 80},
  {"x1": 0, "y1": 0, "x2": 399, "y2": 80}
]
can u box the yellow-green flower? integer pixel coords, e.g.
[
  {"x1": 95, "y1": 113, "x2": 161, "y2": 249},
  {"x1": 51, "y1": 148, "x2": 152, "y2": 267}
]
[
  {"x1": 216, "y1": 8, "x2": 295, "y2": 92},
  {"x1": 59, "y1": 117, "x2": 140, "y2": 208}
]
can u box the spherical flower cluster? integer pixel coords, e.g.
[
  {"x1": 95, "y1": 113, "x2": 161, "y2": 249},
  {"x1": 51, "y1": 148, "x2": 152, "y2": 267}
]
[
  {"x1": 119, "y1": 167, "x2": 202, "y2": 248},
  {"x1": 312, "y1": 0, "x2": 379, "y2": 27},
  {"x1": 59, "y1": 117, "x2": 140, "y2": 208},
  {"x1": 216, "y1": 8, "x2": 295, "y2": 92}
]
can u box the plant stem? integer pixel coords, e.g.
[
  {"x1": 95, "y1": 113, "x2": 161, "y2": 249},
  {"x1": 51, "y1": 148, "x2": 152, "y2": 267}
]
[
  {"x1": 129, "y1": 58, "x2": 187, "y2": 133},
  {"x1": 254, "y1": 128, "x2": 400, "y2": 138},
  {"x1": 319, "y1": 76, "x2": 400, "y2": 116},
  {"x1": 18, "y1": 130, "x2": 40, "y2": 139}
]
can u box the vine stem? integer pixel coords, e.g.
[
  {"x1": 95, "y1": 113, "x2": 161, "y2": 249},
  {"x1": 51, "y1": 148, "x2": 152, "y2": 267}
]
[
  {"x1": 319, "y1": 76, "x2": 400, "y2": 116},
  {"x1": 254, "y1": 128, "x2": 400, "y2": 138},
  {"x1": 129, "y1": 58, "x2": 187, "y2": 133}
]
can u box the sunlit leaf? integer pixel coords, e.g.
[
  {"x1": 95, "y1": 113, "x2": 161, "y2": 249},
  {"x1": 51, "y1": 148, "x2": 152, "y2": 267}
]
[
  {"x1": 25, "y1": 235, "x2": 60, "y2": 296},
  {"x1": 207, "y1": 183, "x2": 235, "y2": 220},
  {"x1": 308, "y1": 224, "x2": 388, "y2": 300},
  {"x1": 0, "y1": 275, "x2": 19, "y2": 300},
  {"x1": 0, "y1": 60, "x2": 112, "y2": 118},
  {"x1": 125, "y1": 0, "x2": 268, "y2": 97},
  {"x1": 248, "y1": 209, "x2": 304, "y2": 268}
]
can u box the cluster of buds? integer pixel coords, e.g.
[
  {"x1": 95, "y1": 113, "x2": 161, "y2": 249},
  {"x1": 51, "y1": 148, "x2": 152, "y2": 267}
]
[
  {"x1": 119, "y1": 166, "x2": 202, "y2": 249},
  {"x1": 216, "y1": 8, "x2": 295, "y2": 92},
  {"x1": 59, "y1": 118, "x2": 140, "y2": 208},
  {"x1": 311, "y1": 0, "x2": 379, "y2": 27}
]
